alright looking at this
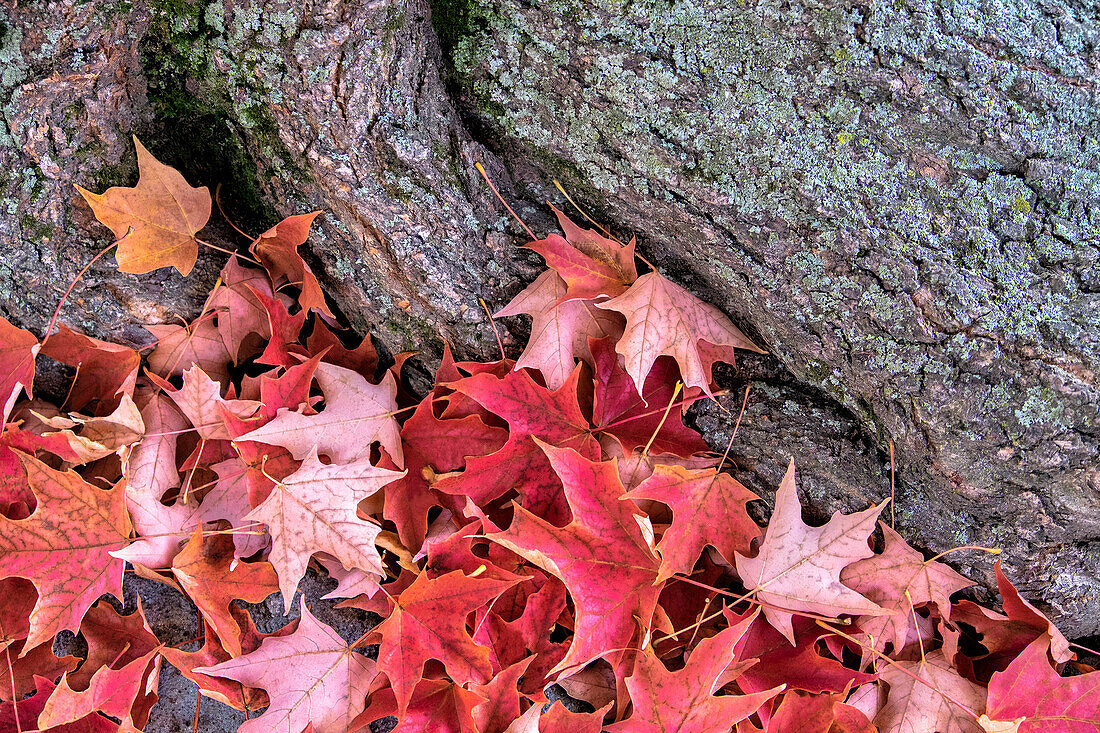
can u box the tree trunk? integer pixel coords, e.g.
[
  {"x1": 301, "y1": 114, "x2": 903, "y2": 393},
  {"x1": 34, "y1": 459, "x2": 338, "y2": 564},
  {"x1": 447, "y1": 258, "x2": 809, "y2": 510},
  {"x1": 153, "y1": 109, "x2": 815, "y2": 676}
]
[{"x1": 2, "y1": 0, "x2": 1098, "y2": 648}]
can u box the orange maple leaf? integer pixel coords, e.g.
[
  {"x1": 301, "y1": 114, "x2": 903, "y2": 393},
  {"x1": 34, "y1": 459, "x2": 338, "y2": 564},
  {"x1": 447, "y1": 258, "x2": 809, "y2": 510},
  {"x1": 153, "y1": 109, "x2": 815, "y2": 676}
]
[{"x1": 75, "y1": 136, "x2": 211, "y2": 275}]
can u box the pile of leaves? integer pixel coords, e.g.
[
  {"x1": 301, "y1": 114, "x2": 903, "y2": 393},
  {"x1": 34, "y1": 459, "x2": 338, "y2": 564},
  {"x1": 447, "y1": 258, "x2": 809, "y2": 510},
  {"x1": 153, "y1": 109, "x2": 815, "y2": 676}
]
[{"x1": 0, "y1": 138, "x2": 1096, "y2": 732}]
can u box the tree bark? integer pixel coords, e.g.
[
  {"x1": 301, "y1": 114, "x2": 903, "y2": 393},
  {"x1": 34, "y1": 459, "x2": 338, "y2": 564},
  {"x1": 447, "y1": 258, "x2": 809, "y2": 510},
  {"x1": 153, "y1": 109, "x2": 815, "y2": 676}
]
[{"x1": 2, "y1": 0, "x2": 1098, "y2": 642}]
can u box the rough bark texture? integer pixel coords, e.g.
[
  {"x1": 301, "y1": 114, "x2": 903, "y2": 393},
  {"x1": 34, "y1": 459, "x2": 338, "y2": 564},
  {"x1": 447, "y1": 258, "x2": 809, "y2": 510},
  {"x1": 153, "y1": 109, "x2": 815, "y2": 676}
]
[{"x1": 3, "y1": 0, "x2": 1098, "y2": 655}]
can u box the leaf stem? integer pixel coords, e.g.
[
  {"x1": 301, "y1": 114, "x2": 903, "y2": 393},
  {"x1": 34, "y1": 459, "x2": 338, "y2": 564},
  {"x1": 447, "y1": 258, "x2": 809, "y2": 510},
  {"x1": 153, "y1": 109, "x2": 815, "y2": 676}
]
[
  {"x1": 194, "y1": 238, "x2": 261, "y2": 267},
  {"x1": 595, "y1": 390, "x2": 723, "y2": 432},
  {"x1": 926, "y1": 545, "x2": 1001, "y2": 564},
  {"x1": 642, "y1": 381, "x2": 682, "y2": 456},
  {"x1": 719, "y1": 385, "x2": 751, "y2": 470},
  {"x1": 44, "y1": 241, "x2": 118, "y2": 341},
  {"x1": 816, "y1": 619, "x2": 982, "y2": 721},
  {"x1": 5, "y1": 647, "x2": 20, "y2": 733},
  {"x1": 550, "y1": 180, "x2": 621, "y2": 244},
  {"x1": 479, "y1": 298, "x2": 507, "y2": 361},
  {"x1": 214, "y1": 183, "x2": 257, "y2": 241},
  {"x1": 474, "y1": 162, "x2": 536, "y2": 241}
]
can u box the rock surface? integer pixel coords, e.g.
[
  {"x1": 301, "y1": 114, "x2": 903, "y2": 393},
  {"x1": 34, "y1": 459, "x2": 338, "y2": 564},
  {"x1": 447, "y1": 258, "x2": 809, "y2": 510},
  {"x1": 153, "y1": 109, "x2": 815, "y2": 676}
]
[{"x1": 3, "y1": 0, "x2": 1097, "y2": 654}]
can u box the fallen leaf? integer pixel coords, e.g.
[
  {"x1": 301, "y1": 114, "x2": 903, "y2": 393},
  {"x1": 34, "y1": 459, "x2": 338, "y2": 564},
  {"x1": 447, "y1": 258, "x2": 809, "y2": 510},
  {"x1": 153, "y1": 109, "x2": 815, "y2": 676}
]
[
  {"x1": 875, "y1": 650, "x2": 986, "y2": 733},
  {"x1": 237, "y1": 361, "x2": 403, "y2": 466},
  {"x1": 196, "y1": 604, "x2": 376, "y2": 733},
  {"x1": 171, "y1": 530, "x2": 279, "y2": 656},
  {"x1": 250, "y1": 212, "x2": 334, "y2": 318},
  {"x1": 247, "y1": 448, "x2": 403, "y2": 609},
  {"x1": 164, "y1": 365, "x2": 260, "y2": 440},
  {"x1": 985, "y1": 635, "x2": 1100, "y2": 733},
  {"x1": 37, "y1": 601, "x2": 162, "y2": 730},
  {"x1": 525, "y1": 205, "x2": 638, "y2": 301},
  {"x1": 589, "y1": 336, "x2": 709, "y2": 457},
  {"x1": 40, "y1": 325, "x2": 139, "y2": 413},
  {"x1": 145, "y1": 318, "x2": 232, "y2": 384},
  {"x1": 627, "y1": 463, "x2": 760, "y2": 582},
  {"x1": 487, "y1": 441, "x2": 661, "y2": 676},
  {"x1": 372, "y1": 569, "x2": 518, "y2": 714},
  {"x1": 0, "y1": 453, "x2": 130, "y2": 650},
  {"x1": 496, "y1": 270, "x2": 623, "y2": 390},
  {"x1": 734, "y1": 459, "x2": 887, "y2": 644},
  {"x1": 767, "y1": 690, "x2": 876, "y2": 733},
  {"x1": 841, "y1": 522, "x2": 973, "y2": 662},
  {"x1": 432, "y1": 367, "x2": 598, "y2": 524},
  {"x1": 596, "y1": 270, "x2": 763, "y2": 397},
  {"x1": 0, "y1": 316, "x2": 39, "y2": 423},
  {"x1": 607, "y1": 619, "x2": 783, "y2": 732},
  {"x1": 76, "y1": 136, "x2": 211, "y2": 275},
  {"x1": 731, "y1": 611, "x2": 877, "y2": 697},
  {"x1": 206, "y1": 256, "x2": 273, "y2": 361},
  {"x1": 0, "y1": 676, "x2": 117, "y2": 732}
]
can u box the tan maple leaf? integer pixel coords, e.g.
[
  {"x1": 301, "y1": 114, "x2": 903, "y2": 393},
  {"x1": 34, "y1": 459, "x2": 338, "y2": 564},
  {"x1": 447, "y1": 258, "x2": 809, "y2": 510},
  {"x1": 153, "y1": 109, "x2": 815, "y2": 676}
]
[
  {"x1": 496, "y1": 271, "x2": 623, "y2": 390},
  {"x1": 841, "y1": 521, "x2": 973, "y2": 662},
  {"x1": 875, "y1": 650, "x2": 986, "y2": 733},
  {"x1": 237, "y1": 362, "x2": 404, "y2": 466},
  {"x1": 76, "y1": 137, "x2": 211, "y2": 275},
  {"x1": 195, "y1": 604, "x2": 376, "y2": 733}
]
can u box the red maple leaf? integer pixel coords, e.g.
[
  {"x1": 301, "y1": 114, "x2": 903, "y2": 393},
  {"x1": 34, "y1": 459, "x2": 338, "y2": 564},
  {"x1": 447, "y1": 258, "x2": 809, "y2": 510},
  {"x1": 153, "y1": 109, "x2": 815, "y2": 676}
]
[
  {"x1": 525, "y1": 205, "x2": 638, "y2": 301},
  {"x1": 589, "y1": 336, "x2": 709, "y2": 457},
  {"x1": 767, "y1": 690, "x2": 875, "y2": 733},
  {"x1": 985, "y1": 635, "x2": 1100, "y2": 732},
  {"x1": 205, "y1": 256, "x2": 273, "y2": 361},
  {"x1": 252, "y1": 286, "x2": 308, "y2": 367},
  {"x1": 356, "y1": 678, "x2": 485, "y2": 733},
  {"x1": 607, "y1": 615, "x2": 783, "y2": 732},
  {"x1": 237, "y1": 362, "x2": 403, "y2": 465},
  {"x1": 627, "y1": 463, "x2": 761, "y2": 582},
  {"x1": 1, "y1": 675, "x2": 117, "y2": 732},
  {"x1": 0, "y1": 453, "x2": 130, "y2": 650},
  {"x1": 40, "y1": 325, "x2": 139, "y2": 413},
  {"x1": 840, "y1": 521, "x2": 972, "y2": 661},
  {"x1": 161, "y1": 608, "x2": 297, "y2": 713},
  {"x1": 0, "y1": 315, "x2": 38, "y2": 423},
  {"x1": 496, "y1": 271, "x2": 623, "y2": 390},
  {"x1": 432, "y1": 367, "x2": 599, "y2": 523},
  {"x1": 384, "y1": 399, "x2": 506, "y2": 552},
  {"x1": 874, "y1": 649, "x2": 986, "y2": 733},
  {"x1": 37, "y1": 601, "x2": 162, "y2": 730},
  {"x1": 250, "y1": 212, "x2": 335, "y2": 319},
  {"x1": 171, "y1": 530, "x2": 279, "y2": 656},
  {"x1": 731, "y1": 611, "x2": 877, "y2": 697},
  {"x1": 145, "y1": 317, "x2": 232, "y2": 384},
  {"x1": 371, "y1": 569, "x2": 519, "y2": 714},
  {"x1": 487, "y1": 441, "x2": 661, "y2": 676},
  {"x1": 246, "y1": 448, "x2": 404, "y2": 609},
  {"x1": 506, "y1": 699, "x2": 612, "y2": 733}
]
